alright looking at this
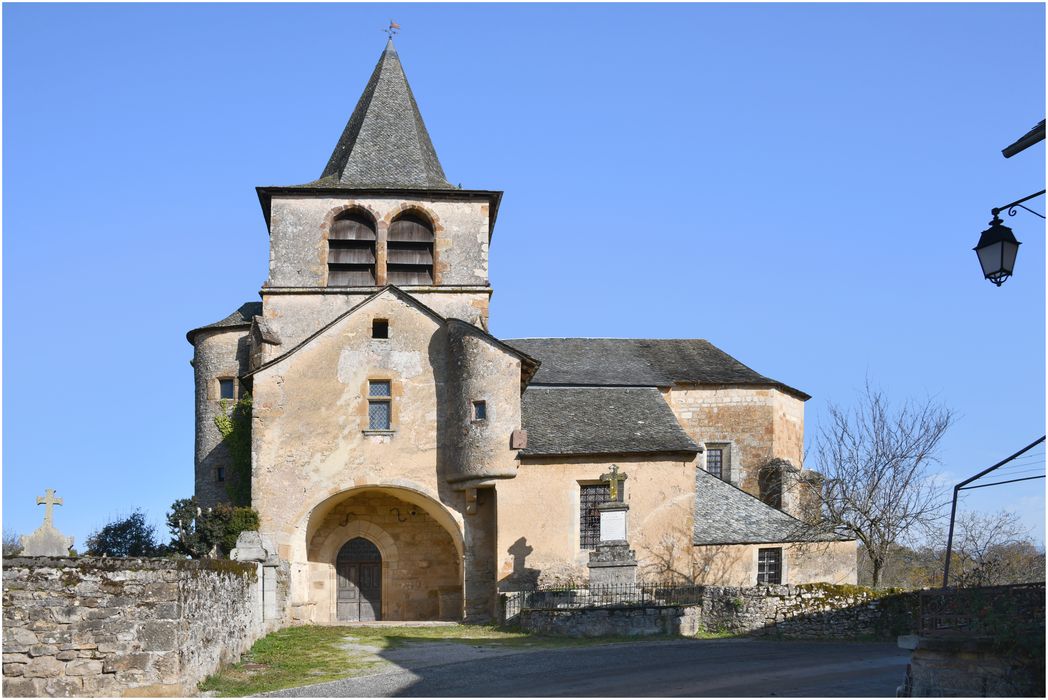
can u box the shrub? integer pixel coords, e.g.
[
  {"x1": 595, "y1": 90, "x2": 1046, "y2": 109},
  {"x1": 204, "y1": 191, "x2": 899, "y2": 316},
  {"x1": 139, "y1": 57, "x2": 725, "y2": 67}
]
[{"x1": 86, "y1": 510, "x2": 165, "y2": 557}]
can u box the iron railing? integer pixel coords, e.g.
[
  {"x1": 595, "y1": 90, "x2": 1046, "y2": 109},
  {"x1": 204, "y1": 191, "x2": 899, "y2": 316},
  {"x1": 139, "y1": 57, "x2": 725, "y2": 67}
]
[{"x1": 502, "y1": 581, "x2": 707, "y2": 622}]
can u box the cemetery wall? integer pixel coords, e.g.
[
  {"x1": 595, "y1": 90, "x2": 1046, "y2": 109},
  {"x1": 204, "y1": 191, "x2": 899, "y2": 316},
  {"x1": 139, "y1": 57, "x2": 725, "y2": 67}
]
[
  {"x1": 2, "y1": 556, "x2": 266, "y2": 697},
  {"x1": 518, "y1": 583, "x2": 918, "y2": 639}
]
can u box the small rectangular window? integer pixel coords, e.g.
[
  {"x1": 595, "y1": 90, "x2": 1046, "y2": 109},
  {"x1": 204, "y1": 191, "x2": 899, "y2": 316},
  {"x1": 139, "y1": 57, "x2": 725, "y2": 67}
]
[
  {"x1": 216, "y1": 467, "x2": 226, "y2": 482},
  {"x1": 472, "y1": 400, "x2": 487, "y2": 421},
  {"x1": 372, "y1": 319, "x2": 389, "y2": 339},
  {"x1": 367, "y1": 380, "x2": 392, "y2": 430},
  {"x1": 219, "y1": 379, "x2": 235, "y2": 400},
  {"x1": 757, "y1": 547, "x2": 782, "y2": 585}
]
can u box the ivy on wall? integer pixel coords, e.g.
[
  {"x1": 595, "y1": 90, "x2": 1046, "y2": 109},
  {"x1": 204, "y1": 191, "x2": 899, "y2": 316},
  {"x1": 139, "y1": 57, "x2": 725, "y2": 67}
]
[{"x1": 215, "y1": 395, "x2": 252, "y2": 507}]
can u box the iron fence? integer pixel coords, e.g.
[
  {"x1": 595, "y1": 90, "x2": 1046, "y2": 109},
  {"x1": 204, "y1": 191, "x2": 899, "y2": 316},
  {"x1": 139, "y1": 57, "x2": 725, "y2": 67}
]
[
  {"x1": 501, "y1": 581, "x2": 706, "y2": 623},
  {"x1": 918, "y1": 582, "x2": 1045, "y2": 638}
]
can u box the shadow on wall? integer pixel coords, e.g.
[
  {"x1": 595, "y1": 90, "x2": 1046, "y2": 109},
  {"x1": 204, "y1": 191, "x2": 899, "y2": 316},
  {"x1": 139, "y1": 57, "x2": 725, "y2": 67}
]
[{"x1": 505, "y1": 537, "x2": 540, "y2": 589}]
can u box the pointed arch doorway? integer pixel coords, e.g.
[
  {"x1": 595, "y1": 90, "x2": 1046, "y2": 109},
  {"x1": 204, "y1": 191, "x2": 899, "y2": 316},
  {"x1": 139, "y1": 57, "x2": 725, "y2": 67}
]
[{"x1": 336, "y1": 537, "x2": 382, "y2": 621}]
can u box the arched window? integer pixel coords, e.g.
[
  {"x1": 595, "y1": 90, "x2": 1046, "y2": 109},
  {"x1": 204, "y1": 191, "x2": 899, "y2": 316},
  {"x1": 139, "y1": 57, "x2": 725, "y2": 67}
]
[
  {"x1": 328, "y1": 210, "x2": 377, "y2": 286},
  {"x1": 387, "y1": 211, "x2": 434, "y2": 285}
]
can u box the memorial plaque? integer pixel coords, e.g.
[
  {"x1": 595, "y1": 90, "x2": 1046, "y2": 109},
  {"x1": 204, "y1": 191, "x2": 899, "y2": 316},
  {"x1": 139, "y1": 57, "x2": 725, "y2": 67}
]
[{"x1": 599, "y1": 507, "x2": 627, "y2": 542}]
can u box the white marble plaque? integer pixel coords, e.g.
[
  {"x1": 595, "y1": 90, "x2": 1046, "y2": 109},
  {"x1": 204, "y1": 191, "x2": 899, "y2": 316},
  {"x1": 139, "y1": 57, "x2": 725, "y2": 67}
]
[{"x1": 599, "y1": 508, "x2": 627, "y2": 542}]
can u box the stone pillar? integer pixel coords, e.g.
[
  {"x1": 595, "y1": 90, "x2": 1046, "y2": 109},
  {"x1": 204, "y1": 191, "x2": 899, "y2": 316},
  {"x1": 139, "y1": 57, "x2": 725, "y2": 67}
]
[
  {"x1": 463, "y1": 487, "x2": 498, "y2": 623},
  {"x1": 587, "y1": 503, "x2": 638, "y2": 587}
]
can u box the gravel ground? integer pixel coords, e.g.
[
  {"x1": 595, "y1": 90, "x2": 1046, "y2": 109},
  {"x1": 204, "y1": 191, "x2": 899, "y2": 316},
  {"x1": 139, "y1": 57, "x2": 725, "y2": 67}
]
[{"x1": 265, "y1": 638, "x2": 910, "y2": 697}]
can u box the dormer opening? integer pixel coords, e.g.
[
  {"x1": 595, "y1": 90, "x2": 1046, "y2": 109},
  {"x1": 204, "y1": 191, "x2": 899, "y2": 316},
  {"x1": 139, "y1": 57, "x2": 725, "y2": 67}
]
[
  {"x1": 328, "y1": 210, "x2": 377, "y2": 286},
  {"x1": 387, "y1": 211, "x2": 434, "y2": 285}
]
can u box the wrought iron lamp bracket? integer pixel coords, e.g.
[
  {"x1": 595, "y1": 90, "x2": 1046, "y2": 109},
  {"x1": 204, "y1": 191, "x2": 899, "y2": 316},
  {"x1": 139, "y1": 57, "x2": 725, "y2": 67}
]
[{"x1": 991, "y1": 189, "x2": 1046, "y2": 221}]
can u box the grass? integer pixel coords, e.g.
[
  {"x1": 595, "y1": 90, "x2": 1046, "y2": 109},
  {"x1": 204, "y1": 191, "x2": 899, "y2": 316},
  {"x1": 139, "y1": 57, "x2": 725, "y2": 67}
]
[{"x1": 199, "y1": 623, "x2": 729, "y2": 697}]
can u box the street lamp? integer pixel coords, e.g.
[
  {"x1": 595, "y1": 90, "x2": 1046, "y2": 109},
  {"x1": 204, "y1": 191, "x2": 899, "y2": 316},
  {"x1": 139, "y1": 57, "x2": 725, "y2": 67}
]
[
  {"x1": 974, "y1": 189, "x2": 1044, "y2": 286},
  {"x1": 974, "y1": 215, "x2": 1020, "y2": 286}
]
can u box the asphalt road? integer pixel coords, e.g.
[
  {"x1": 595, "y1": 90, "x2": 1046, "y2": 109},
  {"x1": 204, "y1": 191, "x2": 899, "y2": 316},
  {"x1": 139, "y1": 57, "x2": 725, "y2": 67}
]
[{"x1": 266, "y1": 638, "x2": 910, "y2": 697}]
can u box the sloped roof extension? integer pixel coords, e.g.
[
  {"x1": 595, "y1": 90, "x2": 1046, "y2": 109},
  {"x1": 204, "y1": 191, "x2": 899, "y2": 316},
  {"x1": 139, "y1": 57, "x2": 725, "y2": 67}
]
[
  {"x1": 506, "y1": 338, "x2": 809, "y2": 400},
  {"x1": 519, "y1": 386, "x2": 699, "y2": 458},
  {"x1": 693, "y1": 470, "x2": 849, "y2": 545}
]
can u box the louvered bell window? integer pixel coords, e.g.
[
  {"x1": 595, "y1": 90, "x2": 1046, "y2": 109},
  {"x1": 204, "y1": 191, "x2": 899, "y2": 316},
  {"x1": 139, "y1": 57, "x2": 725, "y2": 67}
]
[
  {"x1": 387, "y1": 212, "x2": 434, "y2": 286},
  {"x1": 328, "y1": 211, "x2": 377, "y2": 286}
]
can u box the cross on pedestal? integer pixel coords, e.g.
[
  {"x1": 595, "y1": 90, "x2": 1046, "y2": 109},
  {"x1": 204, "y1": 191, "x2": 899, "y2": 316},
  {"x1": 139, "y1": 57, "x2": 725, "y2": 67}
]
[
  {"x1": 600, "y1": 465, "x2": 627, "y2": 502},
  {"x1": 36, "y1": 489, "x2": 63, "y2": 527}
]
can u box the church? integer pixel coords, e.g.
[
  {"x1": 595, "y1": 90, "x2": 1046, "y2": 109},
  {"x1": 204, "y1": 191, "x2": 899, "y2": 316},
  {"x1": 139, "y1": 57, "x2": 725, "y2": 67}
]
[{"x1": 187, "y1": 39, "x2": 857, "y2": 624}]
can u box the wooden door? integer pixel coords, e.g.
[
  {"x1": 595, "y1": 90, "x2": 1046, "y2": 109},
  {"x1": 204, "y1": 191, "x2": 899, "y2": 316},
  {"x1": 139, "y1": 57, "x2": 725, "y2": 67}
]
[{"x1": 336, "y1": 538, "x2": 382, "y2": 621}]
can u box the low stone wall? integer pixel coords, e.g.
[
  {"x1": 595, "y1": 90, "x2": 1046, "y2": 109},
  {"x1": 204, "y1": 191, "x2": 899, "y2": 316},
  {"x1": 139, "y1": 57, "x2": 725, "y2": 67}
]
[
  {"x1": 523, "y1": 606, "x2": 702, "y2": 637},
  {"x1": 517, "y1": 583, "x2": 917, "y2": 639},
  {"x1": 2, "y1": 556, "x2": 266, "y2": 697}
]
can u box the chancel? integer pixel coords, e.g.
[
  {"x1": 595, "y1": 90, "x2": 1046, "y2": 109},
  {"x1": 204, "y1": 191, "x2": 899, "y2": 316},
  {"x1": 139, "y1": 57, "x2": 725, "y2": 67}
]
[{"x1": 186, "y1": 39, "x2": 858, "y2": 623}]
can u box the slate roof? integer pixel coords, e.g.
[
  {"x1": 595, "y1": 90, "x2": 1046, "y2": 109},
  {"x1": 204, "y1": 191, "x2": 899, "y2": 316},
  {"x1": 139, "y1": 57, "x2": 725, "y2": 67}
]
[
  {"x1": 519, "y1": 386, "x2": 699, "y2": 457},
  {"x1": 186, "y1": 302, "x2": 261, "y2": 344},
  {"x1": 506, "y1": 338, "x2": 809, "y2": 400},
  {"x1": 693, "y1": 469, "x2": 847, "y2": 545},
  {"x1": 304, "y1": 39, "x2": 453, "y2": 190}
]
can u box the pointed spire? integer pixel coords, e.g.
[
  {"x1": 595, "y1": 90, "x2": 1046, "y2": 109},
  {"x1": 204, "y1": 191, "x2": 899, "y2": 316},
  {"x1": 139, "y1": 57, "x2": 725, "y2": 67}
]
[{"x1": 317, "y1": 40, "x2": 453, "y2": 190}]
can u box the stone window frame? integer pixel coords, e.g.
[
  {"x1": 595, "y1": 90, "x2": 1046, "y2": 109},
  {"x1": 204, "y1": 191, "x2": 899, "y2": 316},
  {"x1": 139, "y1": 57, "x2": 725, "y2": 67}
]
[
  {"x1": 383, "y1": 202, "x2": 444, "y2": 286},
  {"x1": 320, "y1": 203, "x2": 383, "y2": 286},
  {"x1": 216, "y1": 377, "x2": 237, "y2": 401},
  {"x1": 704, "y1": 442, "x2": 734, "y2": 483},
  {"x1": 363, "y1": 377, "x2": 396, "y2": 435},
  {"x1": 757, "y1": 547, "x2": 783, "y2": 585},
  {"x1": 471, "y1": 400, "x2": 487, "y2": 423}
]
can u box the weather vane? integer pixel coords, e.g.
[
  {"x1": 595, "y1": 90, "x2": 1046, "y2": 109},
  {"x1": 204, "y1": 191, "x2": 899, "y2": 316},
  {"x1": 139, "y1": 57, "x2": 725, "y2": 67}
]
[{"x1": 384, "y1": 20, "x2": 400, "y2": 40}]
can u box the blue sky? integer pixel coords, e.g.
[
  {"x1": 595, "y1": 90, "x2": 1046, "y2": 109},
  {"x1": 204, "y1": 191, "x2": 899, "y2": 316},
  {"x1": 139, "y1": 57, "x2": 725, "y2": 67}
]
[{"x1": 4, "y1": 3, "x2": 1045, "y2": 550}]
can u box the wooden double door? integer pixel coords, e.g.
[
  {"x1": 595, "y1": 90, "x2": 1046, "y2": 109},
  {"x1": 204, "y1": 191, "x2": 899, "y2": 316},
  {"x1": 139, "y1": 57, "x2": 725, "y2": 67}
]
[{"x1": 336, "y1": 538, "x2": 382, "y2": 622}]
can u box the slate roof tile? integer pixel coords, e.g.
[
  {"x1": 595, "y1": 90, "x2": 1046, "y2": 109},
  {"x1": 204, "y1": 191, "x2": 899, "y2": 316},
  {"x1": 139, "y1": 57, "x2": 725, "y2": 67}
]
[
  {"x1": 307, "y1": 40, "x2": 453, "y2": 190},
  {"x1": 186, "y1": 302, "x2": 261, "y2": 343},
  {"x1": 693, "y1": 469, "x2": 847, "y2": 545},
  {"x1": 507, "y1": 338, "x2": 809, "y2": 399},
  {"x1": 520, "y1": 386, "x2": 699, "y2": 457}
]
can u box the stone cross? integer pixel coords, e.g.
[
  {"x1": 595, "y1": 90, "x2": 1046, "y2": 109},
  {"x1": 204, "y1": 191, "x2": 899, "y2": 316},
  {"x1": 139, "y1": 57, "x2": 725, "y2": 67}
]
[
  {"x1": 36, "y1": 489, "x2": 63, "y2": 526},
  {"x1": 600, "y1": 465, "x2": 627, "y2": 502}
]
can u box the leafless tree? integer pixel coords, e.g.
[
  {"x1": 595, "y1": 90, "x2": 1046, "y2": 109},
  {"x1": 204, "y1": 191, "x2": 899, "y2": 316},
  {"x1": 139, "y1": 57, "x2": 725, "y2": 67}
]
[
  {"x1": 3, "y1": 529, "x2": 24, "y2": 557},
  {"x1": 946, "y1": 510, "x2": 1044, "y2": 587},
  {"x1": 805, "y1": 382, "x2": 954, "y2": 587}
]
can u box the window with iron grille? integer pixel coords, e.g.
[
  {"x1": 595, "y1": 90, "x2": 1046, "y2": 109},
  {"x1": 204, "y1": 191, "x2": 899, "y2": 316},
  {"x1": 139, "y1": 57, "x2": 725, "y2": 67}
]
[
  {"x1": 367, "y1": 380, "x2": 392, "y2": 430},
  {"x1": 705, "y1": 443, "x2": 730, "y2": 481},
  {"x1": 757, "y1": 547, "x2": 782, "y2": 584},
  {"x1": 579, "y1": 484, "x2": 611, "y2": 549}
]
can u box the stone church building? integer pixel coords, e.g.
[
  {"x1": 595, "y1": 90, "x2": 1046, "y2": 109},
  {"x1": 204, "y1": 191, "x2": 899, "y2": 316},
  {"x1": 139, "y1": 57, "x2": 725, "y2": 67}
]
[{"x1": 187, "y1": 40, "x2": 856, "y2": 624}]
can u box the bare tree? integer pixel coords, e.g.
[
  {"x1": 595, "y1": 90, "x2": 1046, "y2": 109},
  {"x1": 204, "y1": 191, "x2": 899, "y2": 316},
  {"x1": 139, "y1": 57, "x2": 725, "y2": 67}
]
[
  {"x1": 946, "y1": 510, "x2": 1044, "y2": 587},
  {"x1": 3, "y1": 529, "x2": 24, "y2": 557},
  {"x1": 806, "y1": 382, "x2": 954, "y2": 587}
]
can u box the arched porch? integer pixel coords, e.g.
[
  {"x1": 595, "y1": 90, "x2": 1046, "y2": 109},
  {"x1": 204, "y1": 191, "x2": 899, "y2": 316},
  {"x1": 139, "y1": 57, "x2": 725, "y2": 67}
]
[{"x1": 303, "y1": 486, "x2": 464, "y2": 622}]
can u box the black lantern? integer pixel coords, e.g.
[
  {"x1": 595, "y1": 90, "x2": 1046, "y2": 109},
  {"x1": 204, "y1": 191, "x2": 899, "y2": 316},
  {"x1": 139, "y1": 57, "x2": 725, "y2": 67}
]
[{"x1": 974, "y1": 214, "x2": 1021, "y2": 286}]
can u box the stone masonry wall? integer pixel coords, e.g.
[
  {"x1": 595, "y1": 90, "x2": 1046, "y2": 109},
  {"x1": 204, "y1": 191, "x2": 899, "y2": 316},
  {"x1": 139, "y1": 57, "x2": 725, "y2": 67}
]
[
  {"x1": 517, "y1": 583, "x2": 917, "y2": 640},
  {"x1": 2, "y1": 557, "x2": 263, "y2": 697}
]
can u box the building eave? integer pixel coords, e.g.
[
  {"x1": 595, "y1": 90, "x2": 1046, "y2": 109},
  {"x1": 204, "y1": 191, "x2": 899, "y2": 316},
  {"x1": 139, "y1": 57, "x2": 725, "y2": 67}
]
[{"x1": 255, "y1": 186, "x2": 503, "y2": 240}]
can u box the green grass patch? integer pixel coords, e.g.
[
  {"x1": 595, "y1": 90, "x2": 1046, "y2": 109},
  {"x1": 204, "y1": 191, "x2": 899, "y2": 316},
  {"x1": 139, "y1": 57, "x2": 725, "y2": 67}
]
[{"x1": 198, "y1": 626, "x2": 384, "y2": 697}]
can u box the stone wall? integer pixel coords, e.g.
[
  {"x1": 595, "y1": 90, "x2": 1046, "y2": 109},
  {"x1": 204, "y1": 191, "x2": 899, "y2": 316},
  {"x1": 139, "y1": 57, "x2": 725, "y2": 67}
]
[
  {"x1": 2, "y1": 557, "x2": 266, "y2": 697},
  {"x1": 515, "y1": 583, "x2": 917, "y2": 640}
]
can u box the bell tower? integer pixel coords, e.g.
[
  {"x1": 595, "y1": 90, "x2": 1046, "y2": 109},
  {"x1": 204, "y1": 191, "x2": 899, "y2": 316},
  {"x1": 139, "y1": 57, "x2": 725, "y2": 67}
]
[{"x1": 255, "y1": 39, "x2": 501, "y2": 351}]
